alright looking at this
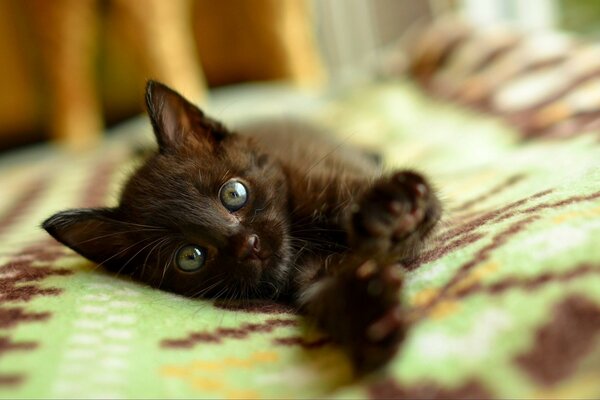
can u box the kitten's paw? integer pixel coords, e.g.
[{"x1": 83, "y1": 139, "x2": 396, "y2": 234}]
[
  {"x1": 301, "y1": 259, "x2": 407, "y2": 373},
  {"x1": 344, "y1": 261, "x2": 407, "y2": 373},
  {"x1": 350, "y1": 170, "x2": 440, "y2": 260}
]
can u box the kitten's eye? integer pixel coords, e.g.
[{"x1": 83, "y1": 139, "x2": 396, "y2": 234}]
[
  {"x1": 219, "y1": 179, "x2": 248, "y2": 211},
  {"x1": 176, "y1": 245, "x2": 206, "y2": 272}
]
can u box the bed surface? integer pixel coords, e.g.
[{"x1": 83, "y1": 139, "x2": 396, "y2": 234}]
[{"x1": 1, "y1": 81, "x2": 599, "y2": 398}]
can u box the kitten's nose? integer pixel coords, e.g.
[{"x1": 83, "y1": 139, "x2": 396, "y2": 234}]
[
  {"x1": 236, "y1": 234, "x2": 261, "y2": 261},
  {"x1": 247, "y1": 234, "x2": 261, "y2": 255}
]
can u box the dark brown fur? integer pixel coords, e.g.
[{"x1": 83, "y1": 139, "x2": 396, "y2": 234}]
[{"x1": 43, "y1": 81, "x2": 441, "y2": 373}]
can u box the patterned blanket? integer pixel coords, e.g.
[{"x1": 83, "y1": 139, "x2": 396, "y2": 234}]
[{"x1": 1, "y1": 81, "x2": 599, "y2": 399}]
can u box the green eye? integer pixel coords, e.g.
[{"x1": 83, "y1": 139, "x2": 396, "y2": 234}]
[
  {"x1": 219, "y1": 179, "x2": 248, "y2": 211},
  {"x1": 176, "y1": 245, "x2": 206, "y2": 272}
]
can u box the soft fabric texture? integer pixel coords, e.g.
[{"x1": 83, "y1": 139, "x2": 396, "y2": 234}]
[
  {"x1": 408, "y1": 17, "x2": 600, "y2": 139},
  {"x1": 1, "y1": 81, "x2": 599, "y2": 398}
]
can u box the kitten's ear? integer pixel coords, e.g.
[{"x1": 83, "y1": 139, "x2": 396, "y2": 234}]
[
  {"x1": 42, "y1": 208, "x2": 137, "y2": 271},
  {"x1": 145, "y1": 80, "x2": 227, "y2": 152}
]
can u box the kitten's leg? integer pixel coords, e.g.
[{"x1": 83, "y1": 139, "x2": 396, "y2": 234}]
[
  {"x1": 297, "y1": 255, "x2": 406, "y2": 373},
  {"x1": 294, "y1": 171, "x2": 440, "y2": 372}
]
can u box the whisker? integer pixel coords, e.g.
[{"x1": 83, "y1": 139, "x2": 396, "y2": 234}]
[
  {"x1": 114, "y1": 236, "x2": 166, "y2": 277},
  {"x1": 139, "y1": 237, "x2": 171, "y2": 279},
  {"x1": 157, "y1": 248, "x2": 176, "y2": 290},
  {"x1": 73, "y1": 227, "x2": 168, "y2": 246},
  {"x1": 91, "y1": 236, "x2": 155, "y2": 272}
]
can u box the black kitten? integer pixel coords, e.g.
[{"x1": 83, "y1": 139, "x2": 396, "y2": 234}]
[{"x1": 43, "y1": 81, "x2": 441, "y2": 372}]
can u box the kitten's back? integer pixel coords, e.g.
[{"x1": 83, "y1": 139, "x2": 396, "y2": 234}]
[{"x1": 239, "y1": 118, "x2": 381, "y2": 179}]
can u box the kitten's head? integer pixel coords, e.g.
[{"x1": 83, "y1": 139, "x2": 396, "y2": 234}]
[{"x1": 43, "y1": 81, "x2": 291, "y2": 298}]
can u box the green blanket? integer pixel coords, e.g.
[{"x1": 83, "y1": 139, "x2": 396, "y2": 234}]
[{"x1": 1, "y1": 81, "x2": 599, "y2": 399}]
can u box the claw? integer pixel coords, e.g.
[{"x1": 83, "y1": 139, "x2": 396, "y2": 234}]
[
  {"x1": 393, "y1": 215, "x2": 417, "y2": 238},
  {"x1": 384, "y1": 264, "x2": 404, "y2": 287},
  {"x1": 414, "y1": 182, "x2": 428, "y2": 197},
  {"x1": 356, "y1": 260, "x2": 378, "y2": 279},
  {"x1": 386, "y1": 199, "x2": 405, "y2": 215},
  {"x1": 367, "y1": 306, "x2": 403, "y2": 342}
]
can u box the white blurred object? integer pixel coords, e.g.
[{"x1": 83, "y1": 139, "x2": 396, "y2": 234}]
[
  {"x1": 459, "y1": 0, "x2": 558, "y2": 30},
  {"x1": 493, "y1": 45, "x2": 600, "y2": 112},
  {"x1": 311, "y1": 0, "x2": 560, "y2": 87},
  {"x1": 312, "y1": 0, "x2": 432, "y2": 86}
]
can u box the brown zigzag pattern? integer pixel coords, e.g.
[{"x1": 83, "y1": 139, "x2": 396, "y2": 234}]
[
  {"x1": 0, "y1": 243, "x2": 73, "y2": 386},
  {"x1": 448, "y1": 188, "x2": 554, "y2": 236},
  {"x1": 0, "y1": 308, "x2": 49, "y2": 330},
  {"x1": 519, "y1": 191, "x2": 600, "y2": 215},
  {"x1": 0, "y1": 375, "x2": 23, "y2": 387},
  {"x1": 407, "y1": 188, "x2": 555, "y2": 270},
  {"x1": 0, "y1": 175, "x2": 49, "y2": 238},
  {"x1": 407, "y1": 232, "x2": 484, "y2": 270},
  {"x1": 450, "y1": 173, "x2": 526, "y2": 212},
  {"x1": 515, "y1": 295, "x2": 600, "y2": 386},
  {"x1": 0, "y1": 336, "x2": 35, "y2": 387},
  {"x1": 0, "y1": 238, "x2": 73, "y2": 259},
  {"x1": 444, "y1": 215, "x2": 538, "y2": 293},
  {"x1": 161, "y1": 318, "x2": 297, "y2": 349},
  {"x1": 0, "y1": 336, "x2": 37, "y2": 356},
  {"x1": 0, "y1": 243, "x2": 73, "y2": 309},
  {"x1": 414, "y1": 215, "x2": 539, "y2": 317},
  {"x1": 453, "y1": 263, "x2": 600, "y2": 299},
  {"x1": 80, "y1": 156, "x2": 121, "y2": 207},
  {"x1": 413, "y1": 188, "x2": 600, "y2": 317},
  {"x1": 369, "y1": 377, "x2": 492, "y2": 400},
  {"x1": 272, "y1": 336, "x2": 332, "y2": 349},
  {"x1": 0, "y1": 156, "x2": 121, "y2": 386},
  {"x1": 213, "y1": 299, "x2": 295, "y2": 314}
]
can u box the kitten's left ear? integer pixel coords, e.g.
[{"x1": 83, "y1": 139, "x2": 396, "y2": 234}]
[
  {"x1": 145, "y1": 80, "x2": 228, "y2": 153},
  {"x1": 42, "y1": 208, "x2": 139, "y2": 272}
]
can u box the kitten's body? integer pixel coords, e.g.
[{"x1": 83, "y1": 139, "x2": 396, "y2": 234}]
[
  {"x1": 44, "y1": 82, "x2": 441, "y2": 372},
  {"x1": 246, "y1": 119, "x2": 380, "y2": 254}
]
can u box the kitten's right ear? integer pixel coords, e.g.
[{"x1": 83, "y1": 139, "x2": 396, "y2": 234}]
[
  {"x1": 42, "y1": 208, "x2": 137, "y2": 271},
  {"x1": 145, "y1": 80, "x2": 227, "y2": 153}
]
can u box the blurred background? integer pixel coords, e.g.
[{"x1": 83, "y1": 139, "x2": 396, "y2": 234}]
[{"x1": 0, "y1": 0, "x2": 595, "y2": 152}]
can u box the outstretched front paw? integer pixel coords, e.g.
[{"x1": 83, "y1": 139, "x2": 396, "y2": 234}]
[
  {"x1": 350, "y1": 170, "x2": 440, "y2": 261},
  {"x1": 307, "y1": 260, "x2": 406, "y2": 373}
]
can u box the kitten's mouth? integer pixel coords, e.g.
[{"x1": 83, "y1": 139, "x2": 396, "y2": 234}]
[
  {"x1": 228, "y1": 228, "x2": 289, "y2": 295},
  {"x1": 243, "y1": 257, "x2": 265, "y2": 270},
  {"x1": 241, "y1": 249, "x2": 276, "y2": 270}
]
